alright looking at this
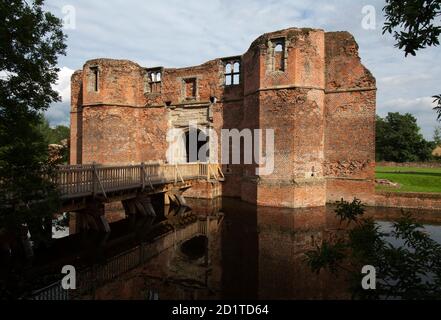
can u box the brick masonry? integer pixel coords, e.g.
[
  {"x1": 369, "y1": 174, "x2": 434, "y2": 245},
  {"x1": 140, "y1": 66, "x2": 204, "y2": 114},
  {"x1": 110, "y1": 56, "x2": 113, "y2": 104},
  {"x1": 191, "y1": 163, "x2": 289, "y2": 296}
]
[
  {"x1": 375, "y1": 191, "x2": 441, "y2": 210},
  {"x1": 70, "y1": 27, "x2": 376, "y2": 208},
  {"x1": 377, "y1": 161, "x2": 441, "y2": 168}
]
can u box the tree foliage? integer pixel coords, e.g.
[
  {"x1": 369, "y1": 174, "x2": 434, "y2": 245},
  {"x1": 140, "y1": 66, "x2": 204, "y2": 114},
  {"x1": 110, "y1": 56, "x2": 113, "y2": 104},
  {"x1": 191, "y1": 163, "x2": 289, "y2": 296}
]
[
  {"x1": 376, "y1": 113, "x2": 436, "y2": 162},
  {"x1": 37, "y1": 116, "x2": 69, "y2": 145},
  {"x1": 435, "y1": 94, "x2": 441, "y2": 121},
  {"x1": 305, "y1": 199, "x2": 441, "y2": 299},
  {"x1": 0, "y1": 0, "x2": 66, "y2": 260},
  {"x1": 36, "y1": 116, "x2": 69, "y2": 163},
  {"x1": 433, "y1": 126, "x2": 441, "y2": 145},
  {"x1": 382, "y1": 0, "x2": 441, "y2": 120}
]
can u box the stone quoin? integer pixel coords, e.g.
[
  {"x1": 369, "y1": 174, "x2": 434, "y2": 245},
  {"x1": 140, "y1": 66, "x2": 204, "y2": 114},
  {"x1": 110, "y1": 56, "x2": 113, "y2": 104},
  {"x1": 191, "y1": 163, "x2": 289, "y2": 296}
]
[{"x1": 70, "y1": 27, "x2": 376, "y2": 208}]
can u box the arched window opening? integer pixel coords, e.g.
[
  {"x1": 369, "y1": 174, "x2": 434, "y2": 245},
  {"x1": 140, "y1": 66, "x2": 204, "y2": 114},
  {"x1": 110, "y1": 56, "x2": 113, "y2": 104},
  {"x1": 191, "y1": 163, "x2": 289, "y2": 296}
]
[
  {"x1": 272, "y1": 39, "x2": 286, "y2": 72},
  {"x1": 224, "y1": 58, "x2": 241, "y2": 86},
  {"x1": 233, "y1": 62, "x2": 240, "y2": 73},
  {"x1": 225, "y1": 63, "x2": 232, "y2": 74}
]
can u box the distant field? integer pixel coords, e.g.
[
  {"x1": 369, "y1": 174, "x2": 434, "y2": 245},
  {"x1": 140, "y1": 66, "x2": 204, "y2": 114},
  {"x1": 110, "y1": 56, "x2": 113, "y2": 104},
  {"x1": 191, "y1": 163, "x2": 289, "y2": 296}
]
[{"x1": 375, "y1": 166, "x2": 441, "y2": 193}]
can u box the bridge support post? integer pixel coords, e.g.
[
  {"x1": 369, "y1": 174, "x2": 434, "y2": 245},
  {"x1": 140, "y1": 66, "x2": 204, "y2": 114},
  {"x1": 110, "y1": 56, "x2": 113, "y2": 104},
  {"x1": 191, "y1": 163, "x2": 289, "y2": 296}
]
[
  {"x1": 166, "y1": 190, "x2": 189, "y2": 208},
  {"x1": 122, "y1": 199, "x2": 137, "y2": 216},
  {"x1": 164, "y1": 193, "x2": 170, "y2": 206},
  {"x1": 141, "y1": 162, "x2": 145, "y2": 191},
  {"x1": 92, "y1": 162, "x2": 97, "y2": 197},
  {"x1": 122, "y1": 194, "x2": 159, "y2": 218},
  {"x1": 74, "y1": 200, "x2": 110, "y2": 233}
]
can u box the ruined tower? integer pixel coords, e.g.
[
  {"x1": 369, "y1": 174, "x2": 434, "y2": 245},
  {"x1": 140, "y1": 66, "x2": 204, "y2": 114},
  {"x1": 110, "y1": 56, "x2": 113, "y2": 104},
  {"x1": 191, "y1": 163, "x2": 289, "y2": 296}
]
[{"x1": 70, "y1": 27, "x2": 376, "y2": 208}]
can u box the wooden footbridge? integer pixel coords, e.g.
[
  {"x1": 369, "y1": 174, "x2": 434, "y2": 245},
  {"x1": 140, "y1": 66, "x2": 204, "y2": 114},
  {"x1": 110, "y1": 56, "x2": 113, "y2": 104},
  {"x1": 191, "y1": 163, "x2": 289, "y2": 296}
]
[
  {"x1": 54, "y1": 162, "x2": 224, "y2": 200},
  {"x1": 51, "y1": 162, "x2": 224, "y2": 217}
]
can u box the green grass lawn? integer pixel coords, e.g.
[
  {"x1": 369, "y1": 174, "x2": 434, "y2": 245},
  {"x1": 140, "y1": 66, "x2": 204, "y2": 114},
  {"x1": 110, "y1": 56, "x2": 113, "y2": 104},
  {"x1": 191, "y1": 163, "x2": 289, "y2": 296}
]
[{"x1": 375, "y1": 166, "x2": 441, "y2": 193}]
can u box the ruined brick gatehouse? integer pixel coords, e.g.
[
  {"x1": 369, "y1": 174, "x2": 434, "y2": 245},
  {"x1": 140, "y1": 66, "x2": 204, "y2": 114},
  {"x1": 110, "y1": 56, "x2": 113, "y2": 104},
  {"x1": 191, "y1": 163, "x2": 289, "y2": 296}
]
[{"x1": 70, "y1": 27, "x2": 376, "y2": 208}]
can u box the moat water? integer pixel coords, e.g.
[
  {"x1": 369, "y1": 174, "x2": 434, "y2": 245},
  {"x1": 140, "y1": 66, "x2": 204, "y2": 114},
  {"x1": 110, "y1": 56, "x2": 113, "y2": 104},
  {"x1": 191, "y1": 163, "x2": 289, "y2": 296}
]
[{"x1": 40, "y1": 198, "x2": 441, "y2": 299}]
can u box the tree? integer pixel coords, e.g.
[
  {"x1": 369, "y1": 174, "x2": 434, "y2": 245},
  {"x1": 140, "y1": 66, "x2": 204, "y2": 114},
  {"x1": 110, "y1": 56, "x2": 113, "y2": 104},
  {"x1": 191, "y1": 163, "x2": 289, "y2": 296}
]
[
  {"x1": 36, "y1": 116, "x2": 70, "y2": 145},
  {"x1": 0, "y1": 0, "x2": 66, "y2": 296},
  {"x1": 433, "y1": 126, "x2": 441, "y2": 145},
  {"x1": 36, "y1": 116, "x2": 70, "y2": 163},
  {"x1": 305, "y1": 199, "x2": 441, "y2": 299},
  {"x1": 376, "y1": 112, "x2": 435, "y2": 162},
  {"x1": 382, "y1": 0, "x2": 441, "y2": 119}
]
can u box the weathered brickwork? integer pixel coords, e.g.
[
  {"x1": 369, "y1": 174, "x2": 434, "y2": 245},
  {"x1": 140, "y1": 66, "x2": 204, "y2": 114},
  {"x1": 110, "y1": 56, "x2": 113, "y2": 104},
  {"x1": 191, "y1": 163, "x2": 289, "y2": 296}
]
[
  {"x1": 324, "y1": 31, "x2": 376, "y2": 205},
  {"x1": 70, "y1": 27, "x2": 376, "y2": 208},
  {"x1": 375, "y1": 192, "x2": 441, "y2": 210}
]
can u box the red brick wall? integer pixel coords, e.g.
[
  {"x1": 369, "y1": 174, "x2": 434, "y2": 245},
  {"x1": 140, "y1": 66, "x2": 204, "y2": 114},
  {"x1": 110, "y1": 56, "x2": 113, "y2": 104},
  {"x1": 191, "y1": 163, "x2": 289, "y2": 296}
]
[
  {"x1": 324, "y1": 32, "x2": 376, "y2": 205},
  {"x1": 184, "y1": 180, "x2": 221, "y2": 199},
  {"x1": 71, "y1": 28, "x2": 376, "y2": 208},
  {"x1": 70, "y1": 70, "x2": 83, "y2": 164},
  {"x1": 241, "y1": 29, "x2": 327, "y2": 207},
  {"x1": 375, "y1": 191, "x2": 441, "y2": 210}
]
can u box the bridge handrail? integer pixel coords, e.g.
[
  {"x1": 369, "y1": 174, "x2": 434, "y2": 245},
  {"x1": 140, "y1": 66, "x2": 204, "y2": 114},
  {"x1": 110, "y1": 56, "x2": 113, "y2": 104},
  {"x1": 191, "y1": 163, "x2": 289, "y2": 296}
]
[{"x1": 52, "y1": 162, "x2": 223, "y2": 199}]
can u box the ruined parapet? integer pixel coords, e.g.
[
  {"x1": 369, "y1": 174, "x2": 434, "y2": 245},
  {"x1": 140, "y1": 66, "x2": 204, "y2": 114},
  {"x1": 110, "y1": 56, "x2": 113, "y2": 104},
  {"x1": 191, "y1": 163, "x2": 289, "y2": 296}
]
[{"x1": 324, "y1": 31, "x2": 376, "y2": 205}]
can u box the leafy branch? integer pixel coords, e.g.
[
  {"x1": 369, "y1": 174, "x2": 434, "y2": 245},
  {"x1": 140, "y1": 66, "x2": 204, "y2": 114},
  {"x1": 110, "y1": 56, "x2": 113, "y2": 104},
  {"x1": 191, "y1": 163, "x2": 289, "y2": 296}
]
[{"x1": 305, "y1": 198, "x2": 441, "y2": 299}]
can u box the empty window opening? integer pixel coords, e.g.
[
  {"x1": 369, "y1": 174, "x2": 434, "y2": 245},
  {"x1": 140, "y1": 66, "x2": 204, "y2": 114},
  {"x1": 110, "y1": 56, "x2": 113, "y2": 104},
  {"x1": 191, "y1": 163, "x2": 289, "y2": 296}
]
[
  {"x1": 224, "y1": 59, "x2": 241, "y2": 86},
  {"x1": 273, "y1": 40, "x2": 285, "y2": 71},
  {"x1": 90, "y1": 67, "x2": 99, "y2": 92},
  {"x1": 225, "y1": 63, "x2": 232, "y2": 74},
  {"x1": 233, "y1": 62, "x2": 240, "y2": 73},
  {"x1": 146, "y1": 69, "x2": 162, "y2": 94},
  {"x1": 225, "y1": 74, "x2": 232, "y2": 86},
  {"x1": 184, "y1": 78, "x2": 196, "y2": 99},
  {"x1": 233, "y1": 74, "x2": 240, "y2": 85}
]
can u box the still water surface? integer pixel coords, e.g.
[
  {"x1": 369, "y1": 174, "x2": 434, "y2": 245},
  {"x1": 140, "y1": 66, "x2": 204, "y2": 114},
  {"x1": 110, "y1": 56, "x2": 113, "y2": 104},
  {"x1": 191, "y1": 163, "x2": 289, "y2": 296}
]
[{"x1": 48, "y1": 197, "x2": 441, "y2": 299}]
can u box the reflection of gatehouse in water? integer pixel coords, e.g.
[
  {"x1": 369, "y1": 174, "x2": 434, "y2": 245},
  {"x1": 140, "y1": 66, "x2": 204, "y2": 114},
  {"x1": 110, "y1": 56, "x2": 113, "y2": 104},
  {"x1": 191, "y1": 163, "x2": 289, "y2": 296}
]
[
  {"x1": 30, "y1": 198, "x2": 223, "y2": 300},
  {"x1": 27, "y1": 198, "x2": 441, "y2": 300}
]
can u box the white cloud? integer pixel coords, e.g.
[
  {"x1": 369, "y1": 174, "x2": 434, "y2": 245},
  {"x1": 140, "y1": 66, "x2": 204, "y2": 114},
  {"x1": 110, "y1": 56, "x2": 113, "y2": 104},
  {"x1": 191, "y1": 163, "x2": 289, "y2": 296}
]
[
  {"x1": 52, "y1": 66, "x2": 74, "y2": 103},
  {"x1": 378, "y1": 97, "x2": 439, "y2": 139},
  {"x1": 379, "y1": 74, "x2": 432, "y2": 87},
  {"x1": 45, "y1": 101, "x2": 70, "y2": 127},
  {"x1": 43, "y1": 0, "x2": 441, "y2": 139},
  {"x1": 381, "y1": 97, "x2": 436, "y2": 112},
  {"x1": 46, "y1": 67, "x2": 74, "y2": 127}
]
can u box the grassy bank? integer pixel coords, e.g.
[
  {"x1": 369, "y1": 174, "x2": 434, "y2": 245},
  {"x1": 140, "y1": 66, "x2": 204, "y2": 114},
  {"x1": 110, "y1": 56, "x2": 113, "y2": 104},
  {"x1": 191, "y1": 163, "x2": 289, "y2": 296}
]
[{"x1": 375, "y1": 166, "x2": 441, "y2": 193}]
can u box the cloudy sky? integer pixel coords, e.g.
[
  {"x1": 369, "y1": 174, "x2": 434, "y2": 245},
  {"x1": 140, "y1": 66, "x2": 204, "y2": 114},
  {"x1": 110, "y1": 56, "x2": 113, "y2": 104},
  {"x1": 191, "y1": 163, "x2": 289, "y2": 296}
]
[{"x1": 44, "y1": 0, "x2": 441, "y2": 139}]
